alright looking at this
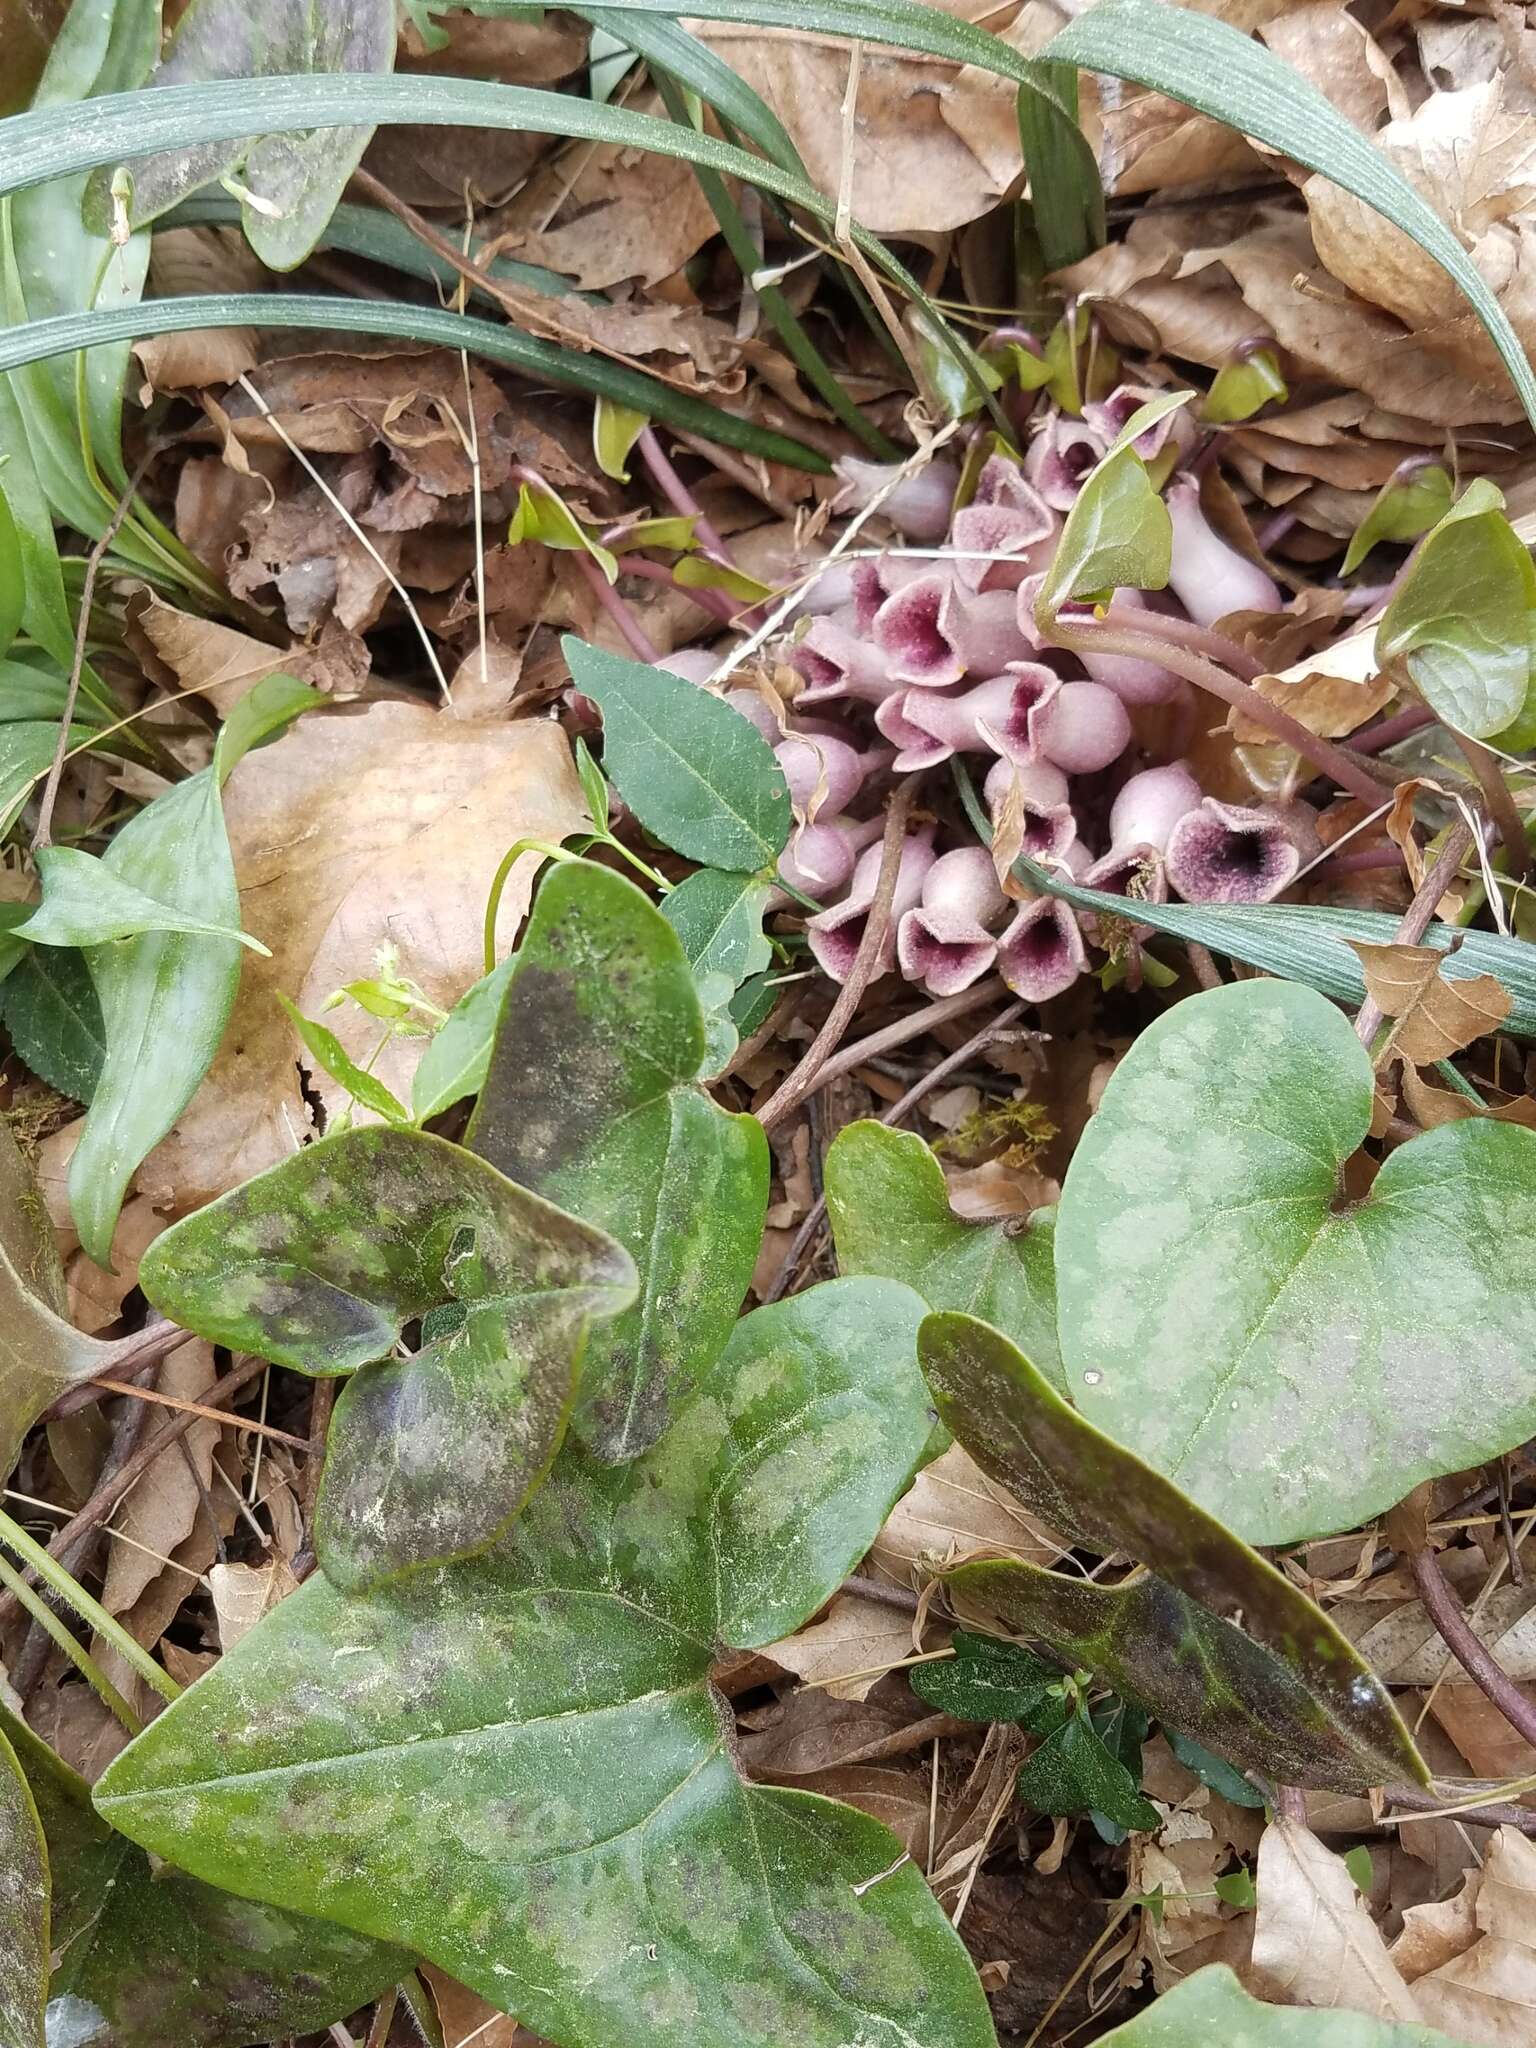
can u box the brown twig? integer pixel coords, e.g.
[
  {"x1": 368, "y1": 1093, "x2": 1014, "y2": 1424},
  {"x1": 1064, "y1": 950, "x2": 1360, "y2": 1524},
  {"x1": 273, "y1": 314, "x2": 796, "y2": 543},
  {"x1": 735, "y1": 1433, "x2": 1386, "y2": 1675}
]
[
  {"x1": 45, "y1": 1315, "x2": 201, "y2": 1420},
  {"x1": 837, "y1": 1711, "x2": 970, "y2": 1766},
  {"x1": 757, "y1": 775, "x2": 922, "y2": 1132},
  {"x1": 1409, "y1": 1543, "x2": 1536, "y2": 1749},
  {"x1": 1450, "y1": 729, "x2": 1530, "y2": 880},
  {"x1": 0, "y1": 1354, "x2": 270, "y2": 1631},
  {"x1": 1353, "y1": 820, "x2": 1474, "y2": 1049},
  {"x1": 301, "y1": 1376, "x2": 338, "y2": 1532},
  {"x1": 761, "y1": 999, "x2": 1026, "y2": 1303},
  {"x1": 841, "y1": 1572, "x2": 923, "y2": 1616},
  {"x1": 89, "y1": 1378, "x2": 310, "y2": 1451},
  {"x1": 33, "y1": 449, "x2": 157, "y2": 851},
  {"x1": 1053, "y1": 620, "x2": 1390, "y2": 808},
  {"x1": 812, "y1": 980, "x2": 1004, "y2": 1096},
  {"x1": 1384, "y1": 1783, "x2": 1536, "y2": 1835},
  {"x1": 1185, "y1": 941, "x2": 1222, "y2": 991}
]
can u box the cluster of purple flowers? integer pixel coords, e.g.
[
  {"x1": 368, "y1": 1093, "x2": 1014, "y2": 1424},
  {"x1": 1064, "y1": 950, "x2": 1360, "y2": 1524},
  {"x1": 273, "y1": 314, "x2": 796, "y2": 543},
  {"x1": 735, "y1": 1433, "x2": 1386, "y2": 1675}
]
[{"x1": 667, "y1": 397, "x2": 1321, "y2": 1003}]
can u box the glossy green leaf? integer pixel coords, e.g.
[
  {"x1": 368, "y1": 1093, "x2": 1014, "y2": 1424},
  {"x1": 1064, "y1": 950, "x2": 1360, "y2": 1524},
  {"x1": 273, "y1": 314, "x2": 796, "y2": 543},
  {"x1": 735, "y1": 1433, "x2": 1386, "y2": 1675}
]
[
  {"x1": 1015, "y1": 1704, "x2": 1158, "y2": 1832},
  {"x1": 0, "y1": 653, "x2": 109, "y2": 724},
  {"x1": 1046, "y1": 0, "x2": 1536, "y2": 432},
  {"x1": 1094, "y1": 1964, "x2": 1472, "y2": 2046},
  {"x1": 0, "y1": 478, "x2": 22, "y2": 656},
  {"x1": 1375, "y1": 482, "x2": 1536, "y2": 738},
  {"x1": 593, "y1": 393, "x2": 648, "y2": 481},
  {"x1": 567, "y1": 638, "x2": 791, "y2": 871},
  {"x1": 1034, "y1": 399, "x2": 1187, "y2": 625},
  {"x1": 1202, "y1": 348, "x2": 1287, "y2": 425},
  {"x1": 278, "y1": 994, "x2": 410, "y2": 1127},
  {"x1": 96, "y1": 1279, "x2": 995, "y2": 2048},
  {"x1": 1166, "y1": 1729, "x2": 1264, "y2": 1808},
  {"x1": 2, "y1": 1704, "x2": 408, "y2": 2048},
  {"x1": 213, "y1": 670, "x2": 324, "y2": 780},
  {"x1": 1056, "y1": 978, "x2": 1536, "y2": 1546},
  {"x1": 111, "y1": 0, "x2": 394, "y2": 269},
  {"x1": 410, "y1": 952, "x2": 517, "y2": 1124},
  {"x1": 470, "y1": 860, "x2": 769, "y2": 1458},
  {"x1": 139, "y1": 1125, "x2": 636, "y2": 1589},
  {"x1": 909, "y1": 1628, "x2": 1061, "y2": 1726},
  {"x1": 1342, "y1": 463, "x2": 1453, "y2": 577},
  {"x1": 18, "y1": 846, "x2": 267, "y2": 951},
  {"x1": 826, "y1": 1121, "x2": 1062, "y2": 1391},
  {"x1": 0, "y1": 944, "x2": 104, "y2": 1101},
  {"x1": 68, "y1": 766, "x2": 241, "y2": 1269},
  {"x1": 919, "y1": 1312, "x2": 1424, "y2": 1792},
  {"x1": 509, "y1": 480, "x2": 618, "y2": 581},
  {"x1": 0, "y1": 1119, "x2": 110, "y2": 1481},
  {"x1": 661, "y1": 867, "x2": 772, "y2": 989},
  {"x1": 0, "y1": 721, "x2": 98, "y2": 835},
  {"x1": 0, "y1": 1723, "x2": 47, "y2": 2048}
]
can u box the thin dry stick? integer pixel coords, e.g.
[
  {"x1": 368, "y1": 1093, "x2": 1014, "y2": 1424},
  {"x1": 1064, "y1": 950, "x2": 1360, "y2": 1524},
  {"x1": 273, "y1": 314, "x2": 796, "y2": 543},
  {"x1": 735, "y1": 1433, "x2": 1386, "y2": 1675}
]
[
  {"x1": 762, "y1": 999, "x2": 1026, "y2": 1303},
  {"x1": 45, "y1": 1315, "x2": 195, "y2": 1420},
  {"x1": 813, "y1": 979, "x2": 1004, "y2": 1097},
  {"x1": 89, "y1": 1377, "x2": 311, "y2": 1451},
  {"x1": 301, "y1": 1376, "x2": 339, "y2": 1530},
  {"x1": 757, "y1": 775, "x2": 921, "y2": 1132},
  {"x1": 1384, "y1": 1782, "x2": 1536, "y2": 1835},
  {"x1": 0, "y1": 1354, "x2": 270, "y2": 1631},
  {"x1": 1055, "y1": 621, "x2": 1390, "y2": 808},
  {"x1": 1353, "y1": 819, "x2": 1474, "y2": 1049},
  {"x1": 34, "y1": 449, "x2": 157, "y2": 851},
  {"x1": 1410, "y1": 1545, "x2": 1536, "y2": 1749}
]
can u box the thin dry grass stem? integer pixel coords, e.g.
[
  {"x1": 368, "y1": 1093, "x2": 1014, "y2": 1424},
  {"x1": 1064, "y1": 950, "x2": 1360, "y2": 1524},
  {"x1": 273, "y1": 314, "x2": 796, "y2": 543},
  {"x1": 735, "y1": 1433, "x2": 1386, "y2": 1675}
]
[{"x1": 88, "y1": 1376, "x2": 311, "y2": 1451}]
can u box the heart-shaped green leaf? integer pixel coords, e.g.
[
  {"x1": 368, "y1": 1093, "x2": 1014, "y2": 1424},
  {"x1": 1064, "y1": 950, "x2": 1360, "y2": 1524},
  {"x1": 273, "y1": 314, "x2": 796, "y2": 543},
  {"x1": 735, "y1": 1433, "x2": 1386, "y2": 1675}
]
[
  {"x1": 96, "y1": 1278, "x2": 995, "y2": 2048},
  {"x1": 0, "y1": 1723, "x2": 46, "y2": 2048},
  {"x1": 3, "y1": 1704, "x2": 407, "y2": 2047},
  {"x1": 113, "y1": 0, "x2": 396, "y2": 270},
  {"x1": 0, "y1": 1120, "x2": 111, "y2": 1482},
  {"x1": 1034, "y1": 397, "x2": 1187, "y2": 628},
  {"x1": 919, "y1": 1313, "x2": 1424, "y2": 1792},
  {"x1": 1095, "y1": 1964, "x2": 1467, "y2": 2046},
  {"x1": 138, "y1": 1126, "x2": 636, "y2": 1590},
  {"x1": 565, "y1": 637, "x2": 791, "y2": 871},
  {"x1": 1342, "y1": 463, "x2": 1453, "y2": 577},
  {"x1": 826, "y1": 1120, "x2": 1062, "y2": 1392},
  {"x1": 469, "y1": 859, "x2": 769, "y2": 1460},
  {"x1": 1376, "y1": 480, "x2": 1536, "y2": 739},
  {"x1": 1055, "y1": 978, "x2": 1536, "y2": 1546}
]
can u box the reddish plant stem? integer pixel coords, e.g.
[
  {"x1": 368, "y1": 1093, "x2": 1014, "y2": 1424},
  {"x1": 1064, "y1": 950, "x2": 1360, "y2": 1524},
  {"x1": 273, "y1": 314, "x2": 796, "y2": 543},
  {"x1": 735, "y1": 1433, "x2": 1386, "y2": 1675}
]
[
  {"x1": 1098, "y1": 602, "x2": 1265, "y2": 681},
  {"x1": 615, "y1": 555, "x2": 736, "y2": 622},
  {"x1": 1354, "y1": 820, "x2": 1473, "y2": 1049},
  {"x1": 1352, "y1": 702, "x2": 1436, "y2": 755},
  {"x1": 757, "y1": 775, "x2": 922, "y2": 1132},
  {"x1": 1053, "y1": 620, "x2": 1390, "y2": 808},
  {"x1": 815, "y1": 980, "x2": 1004, "y2": 1094},
  {"x1": 572, "y1": 550, "x2": 661, "y2": 662},
  {"x1": 0, "y1": 1354, "x2": 270, "y2": 1632},
  {"x1": 1410, "y1": 1544, "x2": 1536, "y2": 1749},
  {"x1": 1385, "y1": 1783, "x2": 1536, "y2": 1836},
  {"x1": 638, "y1": 426, "x2": 733, "y2": 564},
  {"x1": 1322, "y1": 846, "x2": 1406, "y2": 877}
]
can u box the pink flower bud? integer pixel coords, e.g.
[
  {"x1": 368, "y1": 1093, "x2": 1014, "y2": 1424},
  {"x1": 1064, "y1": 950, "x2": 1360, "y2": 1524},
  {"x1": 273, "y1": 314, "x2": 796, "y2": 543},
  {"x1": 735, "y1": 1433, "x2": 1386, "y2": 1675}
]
[
  {"x1": 873, "y1": 574, "x2": 1031, "y2": 688},
  {"x1": 1108, "y1": 761, "x2": 1203, "y2": 855},
  {"x1": 790, "y1": 616, "x2": 896, "y2": 706},
  {"x1": 984, "y1": 755, "x2": 1077, "y2": 863},
  {"x1": 1068, "y1": 587, "x2": 1180, "y2": 705},
  {"x1": 794, "y1": 555, "x2": 860, "y2": 617},
  {"x1": 1030, "y1": 679, "x2": 1131, "y2": 775},
  {"x1": 777, "y1": 813, "x2": 883, "y2": 898},
  {"x1": 1166, "y1": 476, "x2": 1281, "y2": 628},
  {"x1": 951, "y1": 458, "x2": 1056, "y2": 592},
  {"x1": 1165, "y1": 798, "x2": 1312, "y2": 905},
  {"x1": 833, "y1": 455, "x2": 961, "y2": 542},
  {"x1": 774, "y1": 732, "x2": 867, "y2": 818},
  {"x1": 848, "y1": 557, "x2": 923, "y2": 634},
  {"x1": 1083, "y1": 385, "x2": 1194, "y2": 464},
  {"x1": 997, "y1": 896, "x2": 1087, "y2": 1003},
  {"x1": 656, "y1": 648, "x2": 721, "y2": 683},
  {"x1": 874, "y1": 690, "x2": 955, "y2": 772},
  {"x1": 807, "y1": 826, "x2": 937, "y2": 983},
  {"x1": 898, "y1": 663, "x2": 1059, "y2": 765},
  {"x1": 723, "y1": 688, "x2": 784, "y2": 742},
  {"x1": 1024, "y1": 415, "x2": 1108, "y2": 510},
  {"x1": 897, "y1": 845, "x2": 1008, "y2": 995}
]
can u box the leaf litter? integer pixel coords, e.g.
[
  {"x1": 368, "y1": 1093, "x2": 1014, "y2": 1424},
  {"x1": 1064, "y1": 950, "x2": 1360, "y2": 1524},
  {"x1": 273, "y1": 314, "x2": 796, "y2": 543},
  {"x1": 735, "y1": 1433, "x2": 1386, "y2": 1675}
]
[{"x1": 7, "y1": 1, "x2": 1536, "y2": 2045}]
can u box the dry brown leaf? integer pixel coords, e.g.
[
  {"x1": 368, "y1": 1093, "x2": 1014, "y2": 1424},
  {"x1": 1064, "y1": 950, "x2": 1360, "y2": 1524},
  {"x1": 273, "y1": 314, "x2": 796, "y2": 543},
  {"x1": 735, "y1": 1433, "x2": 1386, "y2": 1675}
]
[
  {"x1": 1395, "y1": 1826, "x2": 1536, "y2": 2043},
  {"x1": 1429, "y1": 1683, "x2": 1536, "y2": 1783},
  {"x1": 135, "y1": 227, "x2": 264, "y2": 392},
  {"x1": 131, "y1": 595, "x2": 363, "y2": 718},
  {"x1": 1354, "y1": 1584, "x2": 1536, "y2": 1685},
  {"x1": 763, "y1": 1592, "x2": 922, "y2": 1702},
  {"x1": 1229, "y1": 663, "x2": 1394, "y2": 744},
  {"x1": 210, "y1": 1556, "x2": 300, "y2": 1650},
  {"x1": 1401, "y1": 1065, "x2": 1536, "y2": 1134},
  {"x1": 419, "y1": 1961, "x2": 530, "y2": 2048},
  {"x1": 1251, "y1": 1817, "x2": 1423, "y2": 2020},
  {"x1": 736, "y1": 1685, "x2": 918, "y2": 1780},
  {"x1": 140, "y1": 707, "x2": 587, "y2": 1213},
  {"x1": 870, "y1": 1442, "x2": 1063, "y2": 1585},
  {"x1": 1348, "y1": 942, "x2": 1513, "y2": 1064},
  {"x1": 99, "y1": 1339, "x2": 220, "y2": 1622}
]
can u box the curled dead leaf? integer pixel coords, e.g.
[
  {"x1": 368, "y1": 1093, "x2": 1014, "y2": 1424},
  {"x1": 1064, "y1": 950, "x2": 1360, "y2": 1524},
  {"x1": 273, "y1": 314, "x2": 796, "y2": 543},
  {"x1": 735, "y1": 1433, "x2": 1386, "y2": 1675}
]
[
  {"x1": 1348, "y1": 941, "x2": 1513, "y2": 1065},
  {"x1": 1251, "y1": 1817, "x2": 1423, "y2": 2021}
]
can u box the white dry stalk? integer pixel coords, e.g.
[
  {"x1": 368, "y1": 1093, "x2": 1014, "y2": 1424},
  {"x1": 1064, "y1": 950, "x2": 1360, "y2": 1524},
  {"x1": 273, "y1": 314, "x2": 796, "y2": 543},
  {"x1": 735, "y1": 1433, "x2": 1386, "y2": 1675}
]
[
  {"x1": 2, "y1": 1486, "x2": 208, "y2": 1588},
  {"x1": 235, "y1": 373, "x2": 452, "y2": 705}
]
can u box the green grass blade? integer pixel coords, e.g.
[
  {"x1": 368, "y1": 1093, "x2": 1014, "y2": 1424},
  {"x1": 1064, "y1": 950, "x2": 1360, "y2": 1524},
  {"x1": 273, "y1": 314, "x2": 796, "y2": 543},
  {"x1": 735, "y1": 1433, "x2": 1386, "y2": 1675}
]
[
  {"x1": 0, "y1": 294, "x2": 831, "y2": 472},
  {"x1": 1016, "y1": 59, "x2": 1102, "y2": 270},
  {"x1": 1045, "y1": 0, "x2": 1536, "y2": 430}
]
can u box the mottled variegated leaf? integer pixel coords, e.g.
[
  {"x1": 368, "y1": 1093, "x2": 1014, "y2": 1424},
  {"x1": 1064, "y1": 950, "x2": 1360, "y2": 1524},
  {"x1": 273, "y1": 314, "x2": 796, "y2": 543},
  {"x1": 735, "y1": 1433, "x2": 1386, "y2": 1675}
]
[{"x1": 0, "y1": 1723, "x2": 46, "y2": 2048}]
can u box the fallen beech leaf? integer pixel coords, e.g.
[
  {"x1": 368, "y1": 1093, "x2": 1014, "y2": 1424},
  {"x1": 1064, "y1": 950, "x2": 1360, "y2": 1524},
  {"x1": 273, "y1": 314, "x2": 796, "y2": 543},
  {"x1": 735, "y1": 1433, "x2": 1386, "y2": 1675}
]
[
  {"x1": 1229, "y1": 659, "x2": 1394, "y2": 744},
  {"x1": 1428, "y1": 1683, "x2": 1536, "y2": 1784},
  {"x1": 140, "y1": 705, "x2": 587, "y2": 1212},
  {"x1": 133, "y1": 594, "x2": 359, "y2": 717},
  {"x1": 871, "y1": 1442, "x2": 1064, "y2": 1584},
  {"x1": 1355, "y1": 1584, "x2": 1536, "y2": 1686},
  {"x1": 764, "y1": 1592, "x2": 919, "y2": 1703},
  {"x1": 1395, "y1": 1826, "x2": 1536, "y2": 2042},
  {"x1": 100, "y1": 1339, "x2": 220, "y2": 1623},
  {"x1": 1349, "y1": 942, "x2": 1513, "y2": 1064},
  {"x1": 1251, "y1": 1818, "x2": 1424, "y2": 2021},
  {"x1": 419, "y1": 1962, "x2": 530, "y2": 2048}
]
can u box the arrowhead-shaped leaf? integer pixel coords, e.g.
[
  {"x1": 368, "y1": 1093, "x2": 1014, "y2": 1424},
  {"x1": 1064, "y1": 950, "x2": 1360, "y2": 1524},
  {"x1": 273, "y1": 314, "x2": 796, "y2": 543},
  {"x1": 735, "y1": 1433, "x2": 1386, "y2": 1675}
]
[
  {"x1": 565, "y1": 637, "x2": 792, "y2": 870},
  {"x1": 0, "y1": 1120, "x2": 111, "y2": 1483},
  {"x1": 826, "y1": 1120, "x2": 1062, "y2": 1392},
  {"x1": 95, "y1": 1280, "x2": 996, "y2": 2048},
  {"x1": 1094, "y1": 1964, "x2": 1467, "y2": 2046},
  {"x1": 919, "y1": 1312, "x2": 1424, "y2": 1792},
  {"x1": 469, "y1": 859, "x2": 769, "y2": 1460},
  {"x1": 138, "y1": 1126, "x2": 636, "y2": 1590},
  {"x1": 2, "y1": 1704, "x2": 405, "y2": 2047},
  {"x1": 1055, "y1": 978, "x2": 1536, "y2": 1545},
  {"x1": 0, "y1": 1723, "x2": 46, "y2": 2048}
]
